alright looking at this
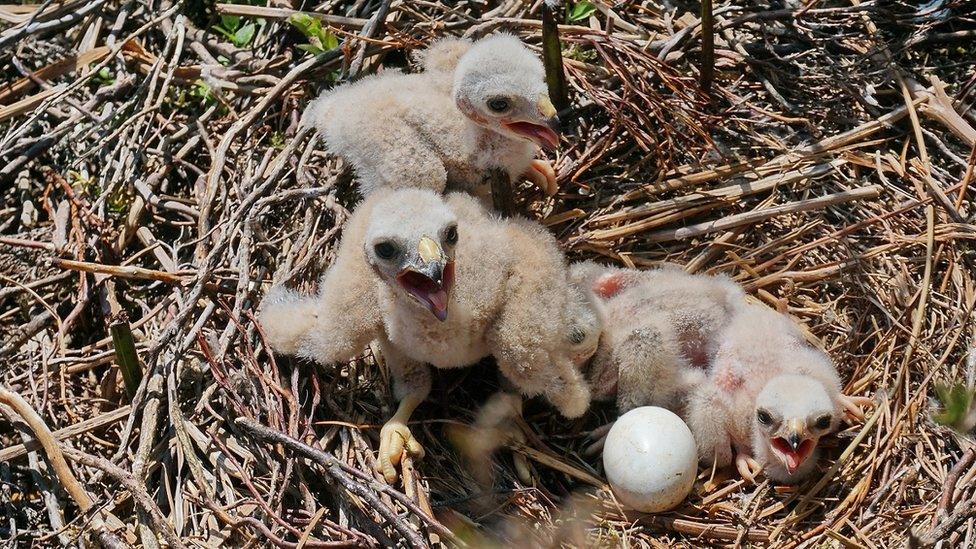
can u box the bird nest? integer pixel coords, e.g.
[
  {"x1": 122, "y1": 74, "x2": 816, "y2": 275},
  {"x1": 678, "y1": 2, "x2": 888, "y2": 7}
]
[{"x1": 2, "y1": 0, "x2": 975, "y2": 547}]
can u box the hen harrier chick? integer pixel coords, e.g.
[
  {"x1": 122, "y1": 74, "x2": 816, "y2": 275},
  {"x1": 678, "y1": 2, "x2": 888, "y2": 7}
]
[
  {"x1": 260, "y1": 189, "x2": 594, "y2": 482},
  {"x1": 302, "y1": 34, "x2": 560, "y2": 204}
]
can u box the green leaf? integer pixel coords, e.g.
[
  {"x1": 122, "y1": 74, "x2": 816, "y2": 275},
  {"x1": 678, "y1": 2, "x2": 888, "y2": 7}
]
[
  {"x1": 289, "y1": 13, "x2": 337, "y2": 55},
  {"x1": 567, "y1": 1, "x2": 596, "y2": 23},
  {"x1": 220, "y1": 15, "x2": 240, "y2": 32},
  {"x1": 933, "y1": 382, "x2": 976, "y2": 429},
  {"x1": 296, "y1": 43, "x2": 324, "y2": 55},
  {"x1": 95, "y1": 66, "x2": 114, "y2": 84},
  {"x1": 234, "y1": 22, "x2": 256, "y2": 47},
  {"x1": 190, "y1": 79, "x2": 214, "y2": 104},
  {"x1": 288, "y1": 13, "x2": 319, "y2": 38},
  {"x1": 212, "y1": 26, "x2": 233, "y2": 40},
  {"x1": 319, "y1": 28, "x2": 338, "y2": 50}
]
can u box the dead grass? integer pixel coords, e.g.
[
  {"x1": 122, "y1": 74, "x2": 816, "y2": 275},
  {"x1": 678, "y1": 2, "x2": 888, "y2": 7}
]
[{"x1": 1, "y1": 0, "x2": 975, "y2": 547}]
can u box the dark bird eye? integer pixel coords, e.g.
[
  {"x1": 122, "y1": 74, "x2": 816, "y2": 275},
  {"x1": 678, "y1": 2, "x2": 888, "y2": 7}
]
[
  {"x1": 569, "y1": 326, "x2": 586, "y2": 345},
  {"x1": 487, "y1": 97, "x2": 510, "y2": 113},
  {"x1": 374, "y1": 241, "x2": 398, "y2": 260},
  {"x1": 444, "y1": 225, "x2": 458, "y2": 245},
  {"x1": 815, "y1": 415, "x2": 832, "y2": 430},
  {"x1": 757, "y1": 409, "x2": 772, "y2": 425}
]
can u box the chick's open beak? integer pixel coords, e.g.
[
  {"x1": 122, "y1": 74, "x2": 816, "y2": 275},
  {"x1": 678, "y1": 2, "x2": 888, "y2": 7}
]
[
  {"x1": 396, "y1": 236, "x2": 454, "y2": 322},
  {"x1": 770, "y1": 418, "x2": 814, "y2": 474},
  {"x1": 502, "y1": 95, "x2": 560, "y2": 150}
]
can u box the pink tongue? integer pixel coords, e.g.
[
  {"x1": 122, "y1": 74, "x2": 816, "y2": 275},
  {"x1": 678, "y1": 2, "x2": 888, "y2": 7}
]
[
  {"x1": 428, "y1": 289, "x2": 448, "y2": 313},
  {"x1": 531, "y1": 126, "x2": 559, "y2": 149},
  {"x1": 786, "y1": 451, "x2": 801, "y2": 471}
]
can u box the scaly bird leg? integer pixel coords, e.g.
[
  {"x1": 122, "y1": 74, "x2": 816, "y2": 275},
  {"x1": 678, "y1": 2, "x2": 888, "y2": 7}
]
[
  {"x1": 838, "y1": 394, "x2": 875, "y2": 422},
  {"x1": 465, "y1": 392, "x2": 533, "y2": 484},
  {"x1": 449, "y1": 391, "x2": 533, "y2": 485},
  {"x1": 499, "y1": 394, "x2": 532, "y2": 484},
  {"x1": 376, "y1": 390, "x2": 426, "y2": 484},
  {"x1": 523, "y1": 159, "x2": 557, "y2": 196},
  {"x1": 735, "y1": 453, "x2": 763, "y2": 483},
  {"x1": 583, "y1": 421, "x2": 616, "y2": 457},
  {"x1": 507, "y1": 426, "x2": 532, "y2": 484}
]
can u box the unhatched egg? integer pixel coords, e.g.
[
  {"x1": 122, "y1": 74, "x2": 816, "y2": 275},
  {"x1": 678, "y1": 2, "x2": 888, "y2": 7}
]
[{"x1": 602, "y1": 406, "x2": 698, "y2": 512}]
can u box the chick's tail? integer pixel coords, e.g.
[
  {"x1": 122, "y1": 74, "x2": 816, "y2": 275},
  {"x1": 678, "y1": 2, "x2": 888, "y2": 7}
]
[{"x1": 258, "y1": 286, "x2": 319, "y2": 356}]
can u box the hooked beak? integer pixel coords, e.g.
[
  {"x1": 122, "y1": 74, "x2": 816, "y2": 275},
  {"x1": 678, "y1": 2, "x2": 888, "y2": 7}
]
[
  {"x1": 502, "y1": 95, "x2": 560, "y2": 150},
  {"x1": 396, "y1": 236, "x2": 454, "y2": 322},
  {"x1": 770, "y1": 418, "x2": 814, "y2": 474},
  {"x1": 539, "y1": 95, "x2": 557, "y2": 119}
]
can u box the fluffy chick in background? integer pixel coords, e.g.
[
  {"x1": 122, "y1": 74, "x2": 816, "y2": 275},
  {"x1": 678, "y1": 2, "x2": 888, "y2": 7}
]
[
  {"x1": 572, "y1": 262, "x2": 871, "y2": 483},
  {"x1": 570, "y1": 262, "x2": 743, "y2": 455},
  {"x1": 302, "y1": 34, "x2": 560, "y2": 203},
  {"x1": 259, "y1": 188, "x2": 598, "y2": 483},
  {"x1": 687, "y1": 304, "x2": 873, "y2": 483},
  {"x1": 570, "y1": 262, "x2": 744, "y2": 415}
]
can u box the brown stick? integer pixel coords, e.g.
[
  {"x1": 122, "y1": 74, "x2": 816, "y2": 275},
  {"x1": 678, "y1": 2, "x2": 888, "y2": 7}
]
[
  {"x1": 541, "y1": 1, "x2": 570, "y2": 112},
  {"x1": 907, "y1": 77, "x2": 976, "y2": 148},
  {"x1": 914, "y1": 497, "x2": 976, "y2": 547},
  {"x1": 0, "y1": 405, "x2": 131, "y2": 462},
  {"x1": 62, "y1": 448, "x2": 186, "y2": 549},
  {"x1": 592, "y1": 159, "x2": 844, "y2": 228},
  {"x1": 699, "y1": 0, "x2": 714, "y2": 92},
  {"x1": 235, "y1": 417, "x2": 458, "y2": 547},
  {"x1": 637, "y1": 515, "x2": 769, "y2": 543},
  {"x1": 488, "y1": 167, "x2": 516, "y2": 218},
  {"x1": 214, "y1": 3, "x2": 376, "y2": 29},
  {"x1": 0, "y1": 386, "x2": 124, "y2": 548},
  {"x1": 934, "y1": 448, "x2": 976, "y2": 526},
  {"x1": 52, "y1": 257, "x2": 185, "y2": 285},
  {"x1": 606, "y1": 185, "x2": 882, "y2": 243}
]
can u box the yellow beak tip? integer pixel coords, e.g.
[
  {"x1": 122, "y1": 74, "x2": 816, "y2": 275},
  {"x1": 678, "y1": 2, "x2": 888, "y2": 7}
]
[{"x1": 539, "y1": 96, "x2": 557, "y2": 118}]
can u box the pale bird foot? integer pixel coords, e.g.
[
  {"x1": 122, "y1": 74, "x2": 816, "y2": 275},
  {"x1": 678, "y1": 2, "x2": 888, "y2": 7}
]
[
  {"x1": 735, "y1": 454, "x2": 763, "y2": 483},
  {"x1": 507, "y1": 426, "x2": 532, "y2": 484},
  {"x1": 447, "y1": 419, "x2": 531, "y2": 485},
  {"x1": 376, "y1": 420, "x2": 424, "y2": 484},
  {"x1": 838, "y1": 394, "x2": 874, "y2": 422},
  {"x1": 524, "y1": 159, "x2": 557, "y2": 196},
  {"x1": 583, "y1": 421, "x2": 616, "y2": 457}
]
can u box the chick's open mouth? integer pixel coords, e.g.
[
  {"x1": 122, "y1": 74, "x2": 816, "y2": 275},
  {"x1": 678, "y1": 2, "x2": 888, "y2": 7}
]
[
  {"x1": 771, "y1": 437, "x2": 815, "y2": 473},
  {"x1": 504, "y1": 121, "x2": 559, "y2": 149},
  {"x1": 396, "y1": 262, "x2": 455, "y2": 321}
]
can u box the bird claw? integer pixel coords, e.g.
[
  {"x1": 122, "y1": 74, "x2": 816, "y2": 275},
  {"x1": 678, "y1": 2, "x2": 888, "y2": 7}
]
[
  {"x1": 524, "y1": 159, "x2": 558, "y2": 196},
  {"x1": 376, "y1": 420, "x2": 425, "y2": 484},
  {"x1": 838, "y1": 394, "x2": 874, "y2": 422},
  {"x1": 735, "y1": 454, "x2": 763, "y2": 483},
  {"x1": 583, "y1": 421, "x2": 615, "y2": 457}
]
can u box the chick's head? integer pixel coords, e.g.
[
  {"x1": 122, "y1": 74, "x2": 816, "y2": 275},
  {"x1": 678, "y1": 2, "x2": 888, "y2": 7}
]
[
  {"x1": 754, "y1": 373, "x2": 837, "y2": 478},
  {"x1": 453, "y1": 34, "x2": 560, "y2": 150},
  {"x1": 364, "y1": 190, "x2": 459, "y2": 322},
  {"x1": 564, "y1": 286, "x2": 604, "y2": 367}
]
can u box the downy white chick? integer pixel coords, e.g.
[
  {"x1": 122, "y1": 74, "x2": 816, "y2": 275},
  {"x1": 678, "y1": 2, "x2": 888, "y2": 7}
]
[
  {"x1": 570, "y1": 262, "x2": 745, "y2": 413},
  {"x1": 569, "y1": 262, "x2": 744, "y2": 454},
  {"x1": 686, "y1": 304, "x2": 872, "y2": 483},
  {"x1": 301, "y1": 34, "x2": 560, "y2": 203},
  {"x1": 260, "y1": 188, "x2": 597, "y2": 483},
  {"x1": 571, "y1": 262, "x2": 871, "y2": 481}
]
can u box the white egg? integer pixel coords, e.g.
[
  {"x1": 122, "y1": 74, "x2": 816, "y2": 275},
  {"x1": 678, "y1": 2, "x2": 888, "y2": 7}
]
[{"x1": 602, "y1": 406, "x2": 698, "y2": 513}]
